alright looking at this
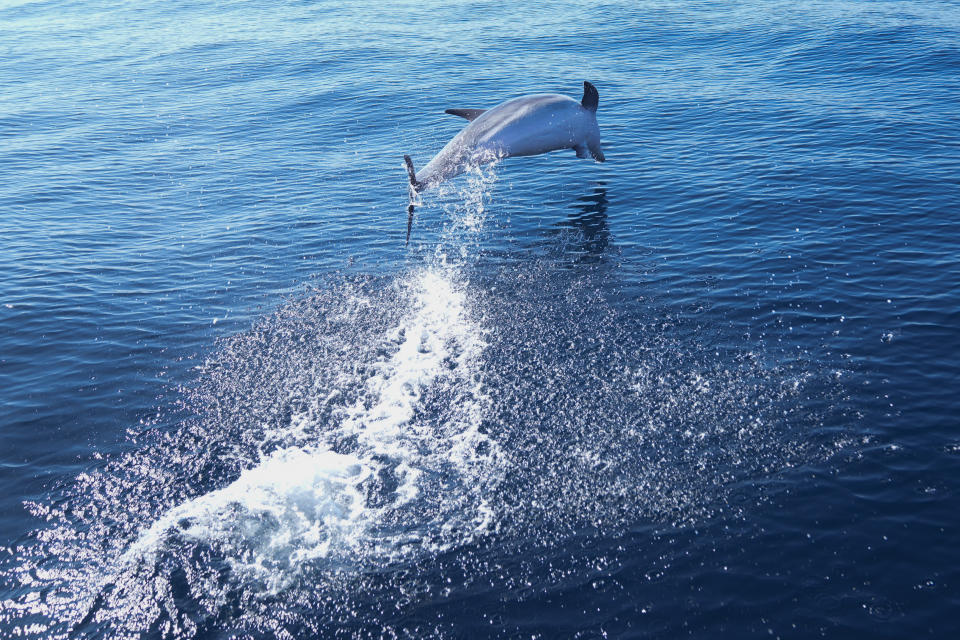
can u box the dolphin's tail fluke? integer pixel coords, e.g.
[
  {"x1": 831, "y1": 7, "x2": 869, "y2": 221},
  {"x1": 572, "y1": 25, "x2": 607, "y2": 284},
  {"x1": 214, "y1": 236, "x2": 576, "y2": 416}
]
[{"x1": 404, "y1": 155, "x2": 423, "y2": 194}]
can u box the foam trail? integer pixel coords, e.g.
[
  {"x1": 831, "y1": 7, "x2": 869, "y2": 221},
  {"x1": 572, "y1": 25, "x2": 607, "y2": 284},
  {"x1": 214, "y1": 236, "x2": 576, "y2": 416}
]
[
  {"x1": 338, "y1": 266, "x2": 489, "y2": 498},
  {"x1": 120, "y1": 263, "x2": 498, "y2": 589}
]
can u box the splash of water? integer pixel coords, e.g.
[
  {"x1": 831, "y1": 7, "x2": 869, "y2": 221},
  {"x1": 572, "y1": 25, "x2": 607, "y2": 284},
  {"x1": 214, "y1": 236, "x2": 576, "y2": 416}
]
[
  {"x1": 0, "y1": 163, "x2": 852, "y2": 638},
  {"x1": 120, "y1": 262, "x2": 500, "y2": 588}
]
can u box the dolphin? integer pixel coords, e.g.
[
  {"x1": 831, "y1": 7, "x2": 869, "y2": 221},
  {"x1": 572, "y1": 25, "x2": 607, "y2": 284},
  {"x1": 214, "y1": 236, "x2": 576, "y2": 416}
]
[{"x1": 404, "y1": 81, "x2": 605, "y2": 195}]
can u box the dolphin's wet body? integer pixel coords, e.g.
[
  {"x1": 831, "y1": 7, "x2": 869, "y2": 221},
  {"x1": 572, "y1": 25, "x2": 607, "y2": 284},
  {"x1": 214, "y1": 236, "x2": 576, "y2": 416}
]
[{"x1": 404, "y1": 81, "x2": 605, "y2": 195}]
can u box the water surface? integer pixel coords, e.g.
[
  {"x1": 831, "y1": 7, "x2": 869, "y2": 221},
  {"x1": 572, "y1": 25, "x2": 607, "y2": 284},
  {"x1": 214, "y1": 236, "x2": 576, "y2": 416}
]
[{"x1": 1, "y1": 1, "x2": 959, "y2": 637}]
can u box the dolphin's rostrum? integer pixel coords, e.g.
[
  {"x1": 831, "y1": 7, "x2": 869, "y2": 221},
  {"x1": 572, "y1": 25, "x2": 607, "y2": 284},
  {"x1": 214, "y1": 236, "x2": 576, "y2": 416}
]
[{"x1": 404, "y1": 81, "x2": 605, "y2": 195}]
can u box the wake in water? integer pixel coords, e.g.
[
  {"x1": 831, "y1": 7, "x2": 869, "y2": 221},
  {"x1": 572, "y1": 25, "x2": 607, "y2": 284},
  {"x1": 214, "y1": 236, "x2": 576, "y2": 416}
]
[
  {"x1": 123, "y1": 264, "x2": 500, "y2": 582},
  {"x1": 1, "y1": 164, "x2": 851, "y2": 638},
  {"x1": 10, "y1": 264, "x2": 502, "y2": 637}
]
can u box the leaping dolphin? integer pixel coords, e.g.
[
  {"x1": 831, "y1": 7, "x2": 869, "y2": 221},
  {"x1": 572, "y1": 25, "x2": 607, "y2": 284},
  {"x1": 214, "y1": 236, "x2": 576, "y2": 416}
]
[{"x1": 404, "y1": 81, "x2": 605, "y2": 195}]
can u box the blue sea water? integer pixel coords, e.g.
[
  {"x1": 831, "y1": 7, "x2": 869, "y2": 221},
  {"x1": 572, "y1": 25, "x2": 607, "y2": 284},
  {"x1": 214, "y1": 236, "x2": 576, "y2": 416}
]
[{"x1": 2, "y1": 0, "x2": 960, "y2": 637}]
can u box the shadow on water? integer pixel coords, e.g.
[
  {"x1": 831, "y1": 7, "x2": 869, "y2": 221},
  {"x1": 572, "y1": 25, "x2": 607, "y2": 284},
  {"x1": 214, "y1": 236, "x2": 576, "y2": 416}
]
[{"x1": 547, "y1": 183, "x2": 610, "y2": 263}]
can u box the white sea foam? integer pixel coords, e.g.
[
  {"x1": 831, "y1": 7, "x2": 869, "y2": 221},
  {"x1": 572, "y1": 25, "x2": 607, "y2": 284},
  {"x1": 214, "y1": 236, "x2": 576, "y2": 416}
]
[
  {"x1": 124, "y1": 446, "x2": 372, "y2": 590},
  {"x1": 122, "y1": 264, "x2": 498, "y2": 588}
]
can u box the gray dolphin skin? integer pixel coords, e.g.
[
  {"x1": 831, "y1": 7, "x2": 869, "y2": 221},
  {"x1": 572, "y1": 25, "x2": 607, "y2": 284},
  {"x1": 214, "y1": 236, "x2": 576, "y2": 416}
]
[{"x1": 404, "y1": 81, "x2": 605, "y2": 194}]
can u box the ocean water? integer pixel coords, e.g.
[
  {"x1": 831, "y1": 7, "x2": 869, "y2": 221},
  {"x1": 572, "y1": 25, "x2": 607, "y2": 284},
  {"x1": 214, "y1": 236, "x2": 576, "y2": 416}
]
[{"x1": 1, "y1": 0, "x2": 959, "y2": 637}]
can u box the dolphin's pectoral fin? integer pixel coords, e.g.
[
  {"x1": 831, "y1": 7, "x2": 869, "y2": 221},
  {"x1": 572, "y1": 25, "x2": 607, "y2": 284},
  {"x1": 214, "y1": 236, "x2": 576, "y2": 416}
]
[
  {"x1": 574, "y1": 144, "x2": 590, "y2": 159},
  {"x1": 445, "y1": 108, "x2": 487, "y2": 121}
]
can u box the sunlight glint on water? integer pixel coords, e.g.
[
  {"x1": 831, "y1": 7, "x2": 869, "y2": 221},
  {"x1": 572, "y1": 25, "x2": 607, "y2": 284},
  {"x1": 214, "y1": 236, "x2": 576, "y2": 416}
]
[{"x1": 123, "y1": 262, "x2": 498, "y2": 592}]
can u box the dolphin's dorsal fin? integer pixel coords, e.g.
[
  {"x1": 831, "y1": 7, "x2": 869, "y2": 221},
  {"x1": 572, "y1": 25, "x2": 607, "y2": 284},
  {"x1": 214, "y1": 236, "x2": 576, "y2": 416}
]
[
  {"x1": 445, "y1": 108, "x2": 486, "y2": 121},
  {"x1": 581, "y1": 81, "x2": 599, "y2": 112}
]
